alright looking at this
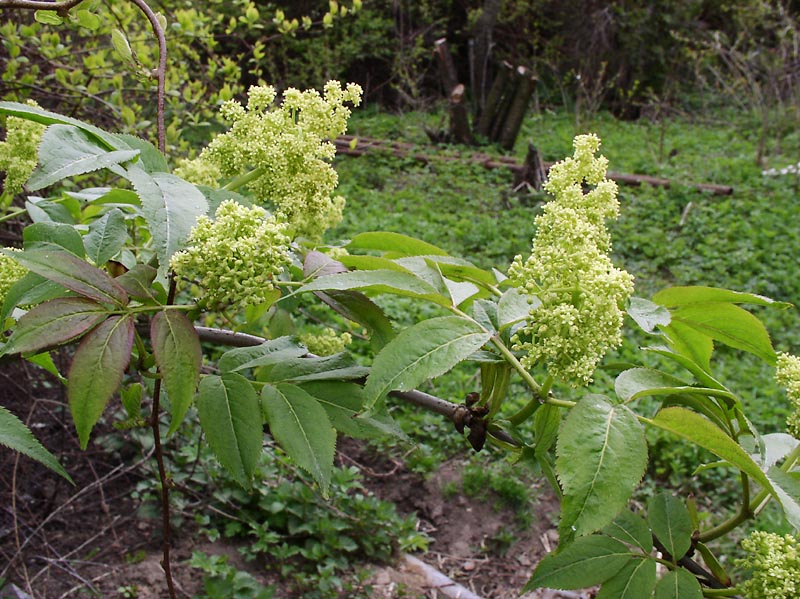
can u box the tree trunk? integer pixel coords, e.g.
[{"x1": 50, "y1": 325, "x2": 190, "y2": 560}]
[
  {"x1": 449, "y1": 84, "x2": 475, "y2": 144},
  {"x1": 433, "y1": 37, "x2": 459, "y2": 95},
  {"x1": 476, "y1": 61, "x2": 512, "y2": 139},
  {"x1": 470, "y1": 0, "x2": 503, "y2": 117},
  {"x1": 499, "y1": 66, "x2": 537, "y2": 150}
]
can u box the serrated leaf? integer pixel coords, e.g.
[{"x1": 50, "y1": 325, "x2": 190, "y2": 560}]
[
  {"x1": 614, "y1": 368, "x2": 737, "y2": 406},
  {"x1": 642, "y1": 346, "x2": 728, "y2": 391},
  {"x1": 557, "y1": 395, "x2": 648, "y2": 538},
  {"x1": 628, "y1": 297, "x2": 670, "y2": 332},
  {"x1": 472, "y1": 299, "x2": 497, "y2": 333},
  {"x1": 603, "y1": 510, "x2": 652, "y2": 552},
  {"x1": 346, "y1": 231, "x2": 449, "y2": 256},
  {"x1": 759, "y1": 433, "x2": 800, "y2": 470},
  {"x1": 84, "y1": 208, "x2": 127, "y2": 265},
  {"x1": 261, "y1": 353, "x2": 370, "y2": 383},
  {"x1": 151, "y1": 311, "x2": 202, "y2": 435},
  {"x1": 26, "y1": 197, "x2": 75, "y2": 224},
  {"x1": 524, "y1": 535, "x2": 633, "y2": 591},
  {"x1": 363, "y1": 316, "x2": 492, "y2": 410},
  {"x1": 0, "y1": 101, "x2": 126, "y2": 151},
  {"x1": 34, "y1": 10, "x2": 62, "y2": 25},
  {"x1": 3, "y1": 248, "x2": 127, "y2": 306},
  {"x1": 115, "y1": 264, "x2": 160, "y2": 302},
  {"x1": 299, "y1": 269, "x2": 451, "y2": 306},
  {"x1": 1, "y1": 298, "x2": 108, "y2": 356},
  {"x1": 23, "y1": 221, "x2": 85, "y2": 257},
  {"x1": 670, "y1": 303, "x2": 776, "y2": 364},
  {"x1": 647, "y1": 493, "x2": 693, "y2": 560},
  {"x1": 596, "y1": 557, "x2": 657, "y2": 599},
  {"x1": 261, "y1": 383, "x2": 336, "y2": 493},
  {"x1": 498, "y1": 286, "x2": 537, "y2": 329},
  {"x1": 315, "y1": 290, "x2": 395, "y2": 352},
  {"x1": 197, "y1": 374, "x2": 262, "y2": 488},
  {"x1": 298, "y1": 381, "x2": 406, "y2": 440},
  {"x1": 27, "y1": 125, "x2": 138, "y2": 191},
  {"x1": 126, "y1": 167, "x2": 208, "y2": 274},
  {"x1": 650, "y1": 407, "x2": 772, "y2": 491},
  {"x1": 218, "y1": 337, "x2": 307, "y2": 373},
  {"x1": 653, "y1": 568, "x2": 702, "y2": 599},
  {"x1": 0, "y1": 405, "x2": 72, "y2": 482},
  {"x1": 68, "y1": 315, "x2": 135, "y2": 448},
  {"x1": 112, "y1": 134, "x2": 167, "y2": 173},
  {"x1": 661, "y1": 320, "x2": 714, "y2": 372},
  {"x1": 303, "y1": 250, "x2": 348, "y2": 278},
  {"x1": 653, "y1": 285, "x2": 787, "y2": 308}
]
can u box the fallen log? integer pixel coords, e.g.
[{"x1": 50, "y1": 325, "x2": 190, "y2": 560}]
[{"x1": 334, "y1": 135, "x2": 734, "y2": 196}]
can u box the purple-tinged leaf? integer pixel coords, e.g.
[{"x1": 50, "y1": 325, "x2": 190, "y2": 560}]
[
  {"x1": 3, "y1": 248, "x2": 128, "y2": 306},
  {"x1": 151, "y1": 311, "x2": 202, "y2": 435},
  {"x1": 1, "y1": 297, "x2": 109, "y2": 356},
  {"x1": 68, "y1": 315, "x2": 135, "y2": 448},
  {"x1": 115, "y1": 264, "x2": 161, "y2": 302}
]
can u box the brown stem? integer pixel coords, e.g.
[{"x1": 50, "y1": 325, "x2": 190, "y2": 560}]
[{"x1": 0, "y1": 0, "x2": 84, "y2": 12}]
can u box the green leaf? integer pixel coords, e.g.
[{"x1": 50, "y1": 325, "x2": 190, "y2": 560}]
[
  {"x1": 298, "y1": 381, "x2": 406, "y2": 440},
  {"x1": 653, "y1": 568, "x2": 703, "y2": 599},
  {"x1": 498, "y1": 287, "x2": 537, "y2": 329},
  {"x1": 25, "y1": 351, "x2": 65, "y2": 382},
  {"x1": 126, "y1": 168, "x2": 208, "y2": 274},
  {"x1": 428, "y1": 257, "x2": 499, "y2": 287},
  {"x1": 315, "y1": 290, "x2": 395, "y2": 352},
  {"x1": 642, "y1": 346, "x2": 728, "y2": 392},
  {"x1": 261, "y1": 353, "x2": 370, "y2": 383},
  {"x1": 23, "y1": 222, "x2": 85, "y2": 257},
  {"x1": 25, "y1": 198, "x2": 76, "y2": 224},
  {"x1": 114, "y1": 264, "x2": 160, "y2": 302},
  {"x1": 766, "y1": 466, "x2": 800, "y2": 531},
  {"x1": 218, "y1": 337, "x2": 307, "y2": 373},
  {"x1": 68, "y1": 315, "x2": 135, "y2": 448},
  {"x1": 0, "y1": 273, "x2": 66, "y2": 322},
  {"x1": 661, "y1": 320, "x2": 714, "y2": 372},
  {"x1": 111, "y1": 28, "x2": 134, "y2": 64},
  {"x1": 0, "y1": 405, "x2": 72, "y2": 482},
  {"x1": 523, "y1": 535, "x2": 633, "y2": 591},
  {"x1": 151, "y1": 311, "x2": 202, "y2": 435},
  {"x1": 363, "y1": 316, "x2": 492, "y2": 410},
  {"x1": 1, "y1": 298, "x2": 108, "y2": 356},
  {"x1": 0, "y1": 101, "x2": 126, "y2": 151},
  {"x1": 27, "y1": 125, "x2": 138, "y2": 191},
  {"x1": 112, "y1": 134, "x2": 168, "y2": 173},
  {"x1": 649, "y1": 407, "x2": 772, "y2": 490},
  {"x1": 196, "y1": 374, "x2": 262, "y2": 488},
  {"x1": 603, "y1": 510, "x2": 652, "y2": 552},
  {"x1": 472, "y1": 299, "x2": 498, "y2": 333},
  {"x1": 303, "y1": 250, "x2": 348, "y2": 278},
  {"x1": 4, "y1": 248, "x2": 128, "y2": 306},
  {"x1": 647, "y1": 493, "x2": 693, "y2": 560},
  {"x1": 346, "y1": 231, "x2": 449, "y2": 256},
  {"x1": 759, "y1": 433, "x2": 800, "y2": 470},
  {"x1": 596, "y1": 557, "x2": 657, "y2": 599},
  {"x1": 628, "y1": 297, "x2": 670, "y2": 332},
  {"x1": 557, "y1": 395, "x2": 648, "y2": 538},
  {"x1": 84, "y1": 208, "x2": 127, "y2": 265},
  {"x1": 34, "y1": 10, "x2": 63, "y2": 25},
  {"x1": 614, "y1": 368, "x2": 736, "y2": 406},
  {"x1": 670, "y1": 303, "x2": 776, "y2": 365},
  {"x1": 337, "y1": 254, "x2": 410, "y2": 273},
  {"x1": 299, "y1": 269, "x2": 452, "y2": 306},
  {"x1": 261, "y1": 383, "x2": 336, "y2": 493},
  {"x1": 533, "y1": 403, "x2": 561, "y2": 458},
  {"x1": 653, "y1": 285, "x2": 788, "y2": 308},
  {"x1": 74, "y1": 9, "x2": 101, "y2": 30}
]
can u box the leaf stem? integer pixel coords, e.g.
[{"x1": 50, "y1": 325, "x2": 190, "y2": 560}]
[{"x1": 222, "y1": 166, "x2": 265, "y2": 191}]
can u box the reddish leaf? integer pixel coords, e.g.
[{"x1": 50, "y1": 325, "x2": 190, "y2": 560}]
[
  {"x1": 68, "y1": 315, "x2": 135, "y2": 448},
  {"x1": 4, "y1": 248, "x2": 128, "y2": 306},
  {"x1": 151, "y1": 311, "x2": 202, "y2": 435},
  {"x1": 2, "y1": 298, "x2": 109, "y2": 356}
]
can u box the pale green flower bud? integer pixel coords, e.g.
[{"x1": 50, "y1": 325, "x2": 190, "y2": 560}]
[
  {"x1": 299, "y1": 327, "x2": 352, "y2": 356},
  {"x1": 170, "y1": 200, "x2": 290, "y2": 310},
  {"x1": 776, "y1": 352, "x2": 800, "y2": 438},
  {"x1": 0, "y1": 248, "x2": 27, "y2": 309},
  {"x1": 0, "y1": 102, "x2": 46, "y2": 205},
  {"x1": 737, "y1": 531, "x2": 800, "y2": 599},
  {"x1": 508, "y1": 134, "x2": 634, "y2": 384}
]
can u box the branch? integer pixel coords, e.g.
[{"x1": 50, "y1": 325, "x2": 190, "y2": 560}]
[{"x1": 0, "y1": 0, "x2": 84, "y2": 12}]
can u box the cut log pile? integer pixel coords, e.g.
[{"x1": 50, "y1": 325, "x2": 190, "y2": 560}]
[{"x1": 333, "y1": 135, "x2": 734, "y2": 196}]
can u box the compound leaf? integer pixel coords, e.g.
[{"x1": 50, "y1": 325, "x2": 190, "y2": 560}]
[{"x1": 0, "y1": 405, "x2": 72, "y2": 482}]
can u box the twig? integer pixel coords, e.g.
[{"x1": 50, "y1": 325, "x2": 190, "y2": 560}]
[{"x1": 0, "y1": 0, "x2": 85, "y2": 12}]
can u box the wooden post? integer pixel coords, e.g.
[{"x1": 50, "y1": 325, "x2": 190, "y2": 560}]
[{"x1": 449, "y1": 84, "x2": 475, "y2": 144}]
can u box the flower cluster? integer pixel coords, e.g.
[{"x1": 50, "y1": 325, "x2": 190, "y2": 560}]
[
  {"x1": 0, "y1": 249, "x2": 27, "y2": 310},
  {"x1": 299, "y1": 327, "x2": 352, "y2": 357},
  {"x1": 737, "y1": 531, "x2": 800, "y2": 599},
  {"x1": 508, "y1": 134, "x2": 634, "y2": 384},
  {"x1": 776, "y1": 352, "x2": 800, "y2": 438},
  {"x1": 0, "y1": 102, "x2": 46, "y2": 205},
  {"x1": 169, "y1": 200, "x2": 290, "y2": 310},
  {"x1": 181, "y1": 81, "x2": 362, "y2": 241}
]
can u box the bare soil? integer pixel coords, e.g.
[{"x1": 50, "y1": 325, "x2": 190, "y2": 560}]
[{"x1": 1, "y1": 359, "x2": 583, "y2": 599}]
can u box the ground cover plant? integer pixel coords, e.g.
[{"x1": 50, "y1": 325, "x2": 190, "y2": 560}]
[{"x1": 2, "y1": 2, "x2": 800, "y2": 599}]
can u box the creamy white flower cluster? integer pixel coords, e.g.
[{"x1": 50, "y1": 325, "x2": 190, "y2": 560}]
[
  {"x1": 0, "y1": 248, "x2": 26, "y2": 310},
  {"x1": 776, "y1": 352, "x2": 800, "y2": 438},
  {"x1": 179, "y1": 81, "x2": 362, "y2": 241},
  {"x1": 508, "y1": 134, "x2": 634, "y2": 384},
  {"x1": 170, "y1": 200, "x2": 290, "y2": 310},
  {"x1": 299, "y1": 327, "x2": 352, "y2": 357},
  {"x1": 737, "y1": 531, "x2": 800, "y2": 599},
  {"x1": 0, "y1": 103, "x2": 46, "y2": 205}
]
